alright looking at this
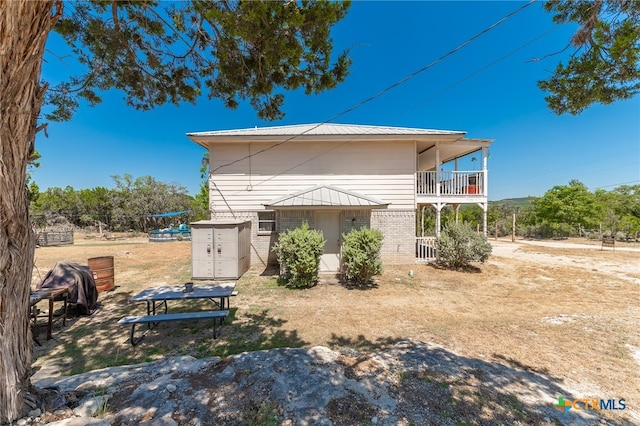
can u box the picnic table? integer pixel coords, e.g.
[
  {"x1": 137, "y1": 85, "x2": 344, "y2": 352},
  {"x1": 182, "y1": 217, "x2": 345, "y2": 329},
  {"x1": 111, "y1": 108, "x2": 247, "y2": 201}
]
[
  {"x1": 30, "y1": 286, "x2": 69, "y2": 343},
  {"x1": 118, "y1": 282, "x2": 236, "y2": 346}
]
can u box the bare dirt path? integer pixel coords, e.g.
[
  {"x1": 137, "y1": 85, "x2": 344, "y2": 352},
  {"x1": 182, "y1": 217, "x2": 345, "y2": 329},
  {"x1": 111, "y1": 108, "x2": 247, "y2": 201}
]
[{"x1": 490, "y1": 238, "x2": 640, "y2": 285}]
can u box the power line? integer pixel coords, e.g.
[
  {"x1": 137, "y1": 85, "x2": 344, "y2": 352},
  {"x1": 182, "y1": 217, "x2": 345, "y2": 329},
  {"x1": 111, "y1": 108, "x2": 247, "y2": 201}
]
[
  {"x1": 322, "y1": 0, "x2": 537, "y2": 125},
  {"x1": 211, "y1": 0, "x2": 536, "y2": 175},
  {"x1": 591, "y1": 180, "x2": 640, "y2": 190},
  {"x1": 390, "y1": 26, "x2": 559, "y2": 120}
]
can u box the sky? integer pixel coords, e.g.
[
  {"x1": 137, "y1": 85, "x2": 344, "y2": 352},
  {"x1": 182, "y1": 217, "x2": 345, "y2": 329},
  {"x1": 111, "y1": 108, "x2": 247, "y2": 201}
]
[{"x1": 34, "y1": 1, "x2": 640, "y2": 201}]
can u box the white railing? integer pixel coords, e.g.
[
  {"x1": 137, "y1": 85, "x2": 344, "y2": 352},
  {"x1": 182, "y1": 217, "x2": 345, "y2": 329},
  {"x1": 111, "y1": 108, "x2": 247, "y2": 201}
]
[
  {"x1": 416, "y1": 171, "x2": 484, "y2": 196},
  {"x1": 416, "y1": 236, "x2": 437, "y2": 262}
]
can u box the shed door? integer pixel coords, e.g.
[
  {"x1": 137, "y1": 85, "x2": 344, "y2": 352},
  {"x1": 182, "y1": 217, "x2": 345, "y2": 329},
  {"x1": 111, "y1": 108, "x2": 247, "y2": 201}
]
[
  {"x1": 214, "y1": 226, "x2": 238, "y2": 279},
  {"x1": 316, "y1": 212, "x2": 341, "y2": 272},
  {"x1": 192, "y1": 226, "x2": 214, "y2": 279}
]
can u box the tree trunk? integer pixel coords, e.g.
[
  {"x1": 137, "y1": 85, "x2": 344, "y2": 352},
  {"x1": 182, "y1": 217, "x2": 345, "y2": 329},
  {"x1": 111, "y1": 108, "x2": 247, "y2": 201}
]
[{"x1": 0, "y1": 1, "x2": 60, "y2": 422}]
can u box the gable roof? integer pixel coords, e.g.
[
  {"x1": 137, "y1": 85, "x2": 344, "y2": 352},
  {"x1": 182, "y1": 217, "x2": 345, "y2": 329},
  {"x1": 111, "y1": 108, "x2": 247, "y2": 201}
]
[{"x1": 264, "y1": 185, "x2": 389, "y2": 208}]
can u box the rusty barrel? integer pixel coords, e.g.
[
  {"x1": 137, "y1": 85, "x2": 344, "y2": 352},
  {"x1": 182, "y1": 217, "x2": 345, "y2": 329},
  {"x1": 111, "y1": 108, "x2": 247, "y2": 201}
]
[{"x1": 88, "y1": 256, "x2": 114, "y2": 292}]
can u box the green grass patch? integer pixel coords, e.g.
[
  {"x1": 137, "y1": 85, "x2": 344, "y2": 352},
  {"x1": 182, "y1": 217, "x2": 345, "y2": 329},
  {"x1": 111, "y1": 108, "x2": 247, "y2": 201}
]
[{"x1": 242, "y1": 400, "x2": 281, "y2": 426}]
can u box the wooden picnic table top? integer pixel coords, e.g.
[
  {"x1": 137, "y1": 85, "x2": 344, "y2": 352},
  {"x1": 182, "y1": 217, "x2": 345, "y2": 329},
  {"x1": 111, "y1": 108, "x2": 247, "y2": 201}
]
[{"x1": 129, "y1": 282, "x2": 236, "y2": 303}]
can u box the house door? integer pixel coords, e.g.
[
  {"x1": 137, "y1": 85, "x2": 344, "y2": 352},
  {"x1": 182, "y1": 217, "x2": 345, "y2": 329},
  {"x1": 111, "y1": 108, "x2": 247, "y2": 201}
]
[{"x1": 316, "y1": 212, "x2": 341, "y2": 272}]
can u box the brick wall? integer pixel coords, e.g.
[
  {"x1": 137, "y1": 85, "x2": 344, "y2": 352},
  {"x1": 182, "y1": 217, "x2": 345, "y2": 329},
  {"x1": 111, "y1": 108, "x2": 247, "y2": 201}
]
[
  {"x1": 211, "y1": 208, "x2": 416, "y2": 268},
  {"x1": 371, "y1": 210, "x2": 416, "y2": 264},
  {"x1": 340, "y1": 210, "x2": 371, "y2": 235},
  {"x1": 278, "y1": 210, "x2": 315, "y2": 232}
]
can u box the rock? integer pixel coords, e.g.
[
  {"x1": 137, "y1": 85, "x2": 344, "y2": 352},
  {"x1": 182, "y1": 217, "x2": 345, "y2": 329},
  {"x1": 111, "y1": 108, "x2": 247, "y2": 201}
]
[
  {"x1": 44, "y1": 418, "x2": 113, "y2": 426},
  {"x1": 28, "y1": 408, "x2": 42, "y2": 417},
  {"x1": 72, "y1": 395, "x2": 109, "y2": 417},
  {"x1": 28, "y1": 340, "x2": 586, "y2": 425}
]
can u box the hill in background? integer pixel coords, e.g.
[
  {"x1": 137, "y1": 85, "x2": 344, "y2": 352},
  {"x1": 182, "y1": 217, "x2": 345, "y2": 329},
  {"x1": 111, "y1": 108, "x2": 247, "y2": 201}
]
[{"x1": 489, "y1": 197, "x2": 533, "y2": 208}]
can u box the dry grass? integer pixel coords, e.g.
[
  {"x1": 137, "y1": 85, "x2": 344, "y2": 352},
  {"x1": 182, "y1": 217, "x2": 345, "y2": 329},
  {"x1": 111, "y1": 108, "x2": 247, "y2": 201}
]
[{"x1": 31, "y1": 233, "x2": 640, "y2": 423}]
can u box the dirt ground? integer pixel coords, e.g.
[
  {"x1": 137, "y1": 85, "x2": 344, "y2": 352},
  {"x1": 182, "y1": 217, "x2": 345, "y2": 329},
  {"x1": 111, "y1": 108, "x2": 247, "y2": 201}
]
[{"x1": 30, "y1": 233, "x2": 640, "y2": 424}]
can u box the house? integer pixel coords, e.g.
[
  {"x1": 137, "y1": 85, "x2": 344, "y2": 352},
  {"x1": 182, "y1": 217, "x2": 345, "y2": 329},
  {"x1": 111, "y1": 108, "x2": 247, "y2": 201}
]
[{"x1": 187, "y1": 123, "x2": 493, "y2": 271}]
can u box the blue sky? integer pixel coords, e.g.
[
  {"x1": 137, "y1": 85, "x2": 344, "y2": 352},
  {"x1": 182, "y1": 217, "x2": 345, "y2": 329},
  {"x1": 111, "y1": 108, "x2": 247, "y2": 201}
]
[{"x1": 34, "y1": 1, "x2": 640, "y2": 201}]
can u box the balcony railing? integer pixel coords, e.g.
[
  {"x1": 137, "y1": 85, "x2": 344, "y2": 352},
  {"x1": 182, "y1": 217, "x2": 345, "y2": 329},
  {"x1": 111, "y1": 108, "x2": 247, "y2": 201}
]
[
  {"x1": 416, "y1": 171, "x2": 484, "y2": 196},
  {"x1": 416, "y1": 236, "x2": 437, "y2": 262}
]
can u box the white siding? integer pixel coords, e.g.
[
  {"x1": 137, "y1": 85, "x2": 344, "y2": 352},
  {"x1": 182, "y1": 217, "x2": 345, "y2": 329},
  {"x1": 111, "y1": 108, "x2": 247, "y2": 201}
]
[{"x1": 209, "y1": 140, "x2": 415, "y2": 212}]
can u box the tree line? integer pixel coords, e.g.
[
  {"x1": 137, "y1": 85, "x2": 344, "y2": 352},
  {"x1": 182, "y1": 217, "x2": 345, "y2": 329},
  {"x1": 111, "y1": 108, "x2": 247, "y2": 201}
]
[
  {"x1": 423, "y1": 180, "x2": 640, "y2": 241},
  {"x1": 29, "y1": 174, "x2": 209, "y2": 232},
  {"x1": 35, "y1": 176, "x2": 640, "y2": 241}
]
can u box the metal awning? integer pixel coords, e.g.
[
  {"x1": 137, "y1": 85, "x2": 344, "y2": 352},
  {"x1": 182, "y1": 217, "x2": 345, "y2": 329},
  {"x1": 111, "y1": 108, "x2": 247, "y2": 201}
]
[{"x1": 264, "y1": 186, "x2": 389, "y2": 208}]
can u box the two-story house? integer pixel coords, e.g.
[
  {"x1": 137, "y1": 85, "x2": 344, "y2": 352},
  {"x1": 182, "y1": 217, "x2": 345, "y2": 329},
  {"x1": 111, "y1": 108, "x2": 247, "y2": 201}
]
[{"x1": 187, "y1": 123, "x2": 492, "y2": 271}]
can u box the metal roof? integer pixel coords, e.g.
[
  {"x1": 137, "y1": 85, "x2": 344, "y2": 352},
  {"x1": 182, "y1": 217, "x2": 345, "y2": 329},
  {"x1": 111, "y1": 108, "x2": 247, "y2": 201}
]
[
  {"x1": 265, "y1": 185, "x2": 389, "y2": 208},
  {"x1": 187, "y1": 123, "x2": 493, "y2": 169},
  {"x1": 188, "y1": 123, "x2": 465, "y2": 137}
]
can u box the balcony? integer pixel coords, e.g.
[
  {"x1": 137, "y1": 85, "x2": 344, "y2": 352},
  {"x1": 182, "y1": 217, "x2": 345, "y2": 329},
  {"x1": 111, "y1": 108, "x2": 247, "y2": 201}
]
[{"x1": 416, "y1": 171, "x2": 485, "y2": 201}]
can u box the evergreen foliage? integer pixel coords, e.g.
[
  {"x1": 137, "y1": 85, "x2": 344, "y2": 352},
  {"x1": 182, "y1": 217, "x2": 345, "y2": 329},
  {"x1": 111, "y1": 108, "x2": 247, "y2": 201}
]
[
  {"x1": 436, "y1": 222, "x2": 492, "y2": 270},
  {"x1": 192, "y1": 152, "x2": 211, "y2": 221},
  {"x1": 342, "y1": 227, "x2": 383, "y2": 285},
  {"x1": 46, "y1": 1, "x2": 351, "y2": 121},
  {"x1": 539, "y1": 1, "x2": 640, "y2": 115},
  {"x1": 273, "y1": 222, "x2": 325, "y2": 289}
]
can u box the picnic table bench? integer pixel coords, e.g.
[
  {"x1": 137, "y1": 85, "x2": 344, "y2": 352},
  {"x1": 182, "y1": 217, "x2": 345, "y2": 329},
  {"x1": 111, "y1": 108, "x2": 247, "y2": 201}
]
[
  {"x1": 118, "y1": 282, "x2": 236, "y2": 346},
  {"x1": 118, "y1": 310, "x2": 228, "y2": 346}
]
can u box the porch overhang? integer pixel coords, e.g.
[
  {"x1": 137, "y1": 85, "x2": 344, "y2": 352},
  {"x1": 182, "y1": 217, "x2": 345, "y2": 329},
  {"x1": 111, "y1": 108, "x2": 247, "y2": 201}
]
[
  {"x1": 417, "y1": 139, "x2": 493, "y2": 171},
  {"x1": 264, "y1": 185, "x2": 389, "y2": 209}
]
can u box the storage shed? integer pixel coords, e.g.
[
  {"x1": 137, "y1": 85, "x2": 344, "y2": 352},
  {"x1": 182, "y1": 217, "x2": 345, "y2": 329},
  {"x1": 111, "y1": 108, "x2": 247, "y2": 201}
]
[{"x1": 190, "y1": 220, "x2": 251, "y2": 280}]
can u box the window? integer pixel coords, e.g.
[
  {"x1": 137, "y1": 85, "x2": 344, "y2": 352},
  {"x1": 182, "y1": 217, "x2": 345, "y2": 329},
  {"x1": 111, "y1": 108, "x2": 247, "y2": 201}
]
[{"x1": 258, "y1": 211, "x2": 276, "y2": 234}]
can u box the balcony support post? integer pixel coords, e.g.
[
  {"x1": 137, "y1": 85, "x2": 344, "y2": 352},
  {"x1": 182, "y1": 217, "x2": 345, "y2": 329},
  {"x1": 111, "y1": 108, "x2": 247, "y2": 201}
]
[
  {"x1": 435, "y1": 143, "x2": 441, "y2": 197},
  {"x1": 476, "y1": 201, "x2": 488, "y2": 236},
  {"x1": 482, "y1": 147, "x2": 488, "y2": 197},
  {"x1": 434, "y1": 202, "x2": 447, "y2": 237},
  {"x1": 483, "y1": 203, "x2": 488, "y2": 236}
]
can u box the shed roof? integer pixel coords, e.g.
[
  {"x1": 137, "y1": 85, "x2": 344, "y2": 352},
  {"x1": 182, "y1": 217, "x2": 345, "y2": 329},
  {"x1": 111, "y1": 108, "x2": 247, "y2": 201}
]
[{"x1": 264, "y1": 185, "x2": 389, "y2": 208}]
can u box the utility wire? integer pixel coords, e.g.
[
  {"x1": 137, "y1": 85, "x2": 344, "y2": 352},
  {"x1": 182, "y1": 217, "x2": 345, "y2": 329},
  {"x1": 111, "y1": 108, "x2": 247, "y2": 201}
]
[
  {"x1": 211, "y1": 0, "x2": 537, "y2": 175},
  {"x1": 226, "y1": 4, "x2": 559, "y2": 197},
  {"x1": 592, "y1": 180, "x2": 640, "y2": 190},
  {"x1": 390, "y1": 26, "x2": 558, "y2": 120}
]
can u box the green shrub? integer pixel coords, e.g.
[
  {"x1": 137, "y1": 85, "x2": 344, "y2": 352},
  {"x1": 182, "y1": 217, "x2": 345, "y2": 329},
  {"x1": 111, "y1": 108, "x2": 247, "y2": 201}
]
[
  {"x1": 272, "y1": 222, "x2": 325, "y2": 288},
  {"x1": 342, "y1": 227, "x2": 383, "y2": 285},
  {"x1": 436, "y1": 222, "x2": 492, "y2": 270}
]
